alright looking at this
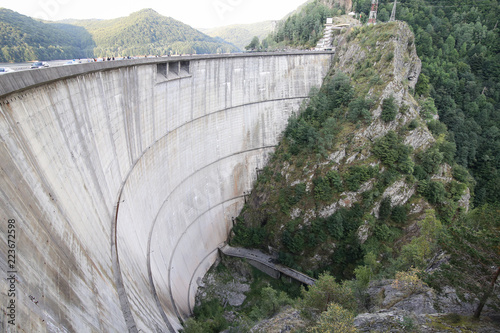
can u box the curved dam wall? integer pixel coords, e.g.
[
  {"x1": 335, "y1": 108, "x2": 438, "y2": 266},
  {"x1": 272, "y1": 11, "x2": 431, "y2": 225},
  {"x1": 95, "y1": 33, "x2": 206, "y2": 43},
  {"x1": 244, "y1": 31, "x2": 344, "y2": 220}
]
[{"x1": 0, "y1": 53, "x2": 333, "y2": 332}]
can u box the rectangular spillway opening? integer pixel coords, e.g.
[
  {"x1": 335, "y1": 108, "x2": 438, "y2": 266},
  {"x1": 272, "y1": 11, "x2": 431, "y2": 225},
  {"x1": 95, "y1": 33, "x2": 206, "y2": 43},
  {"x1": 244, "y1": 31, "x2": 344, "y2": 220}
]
[
  {"x1": 156, "y1": 61, "x2": 192, "y2": 83},
  {"x1": 157, "y1": 63, "x2": 167, "y2": 80},
  {"x1": 180, "y1": 61, "x2": 190, "y2": 75},
  {"x1": 168, "y1": 62, "x2": 180, "y2": 79}
]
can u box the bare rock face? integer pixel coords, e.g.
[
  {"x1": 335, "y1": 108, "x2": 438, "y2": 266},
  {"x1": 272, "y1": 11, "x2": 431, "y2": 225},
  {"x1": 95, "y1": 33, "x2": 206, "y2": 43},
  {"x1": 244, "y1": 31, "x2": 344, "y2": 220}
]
[
  {"x1": 334, "y1": 22, "x2": 425, "y2": 144},
  {"x1": 458, "y1": 188, "x2": 471, "y2": 212},
  {"x1": 356, "y1": 280, "x2": 500, "y2": 333},
  {"x1": 405, "y1": 126, "x2": 435, "y2": 150},
  {"x1": 196, "y1": 257, "x2": 252, "y2": 308},
  {"x1": 250, "y1": 307, "x2": 306, "y2": 333},
  {"x1": 354, "y1": 310, "x2": 427, "y2": 332}
]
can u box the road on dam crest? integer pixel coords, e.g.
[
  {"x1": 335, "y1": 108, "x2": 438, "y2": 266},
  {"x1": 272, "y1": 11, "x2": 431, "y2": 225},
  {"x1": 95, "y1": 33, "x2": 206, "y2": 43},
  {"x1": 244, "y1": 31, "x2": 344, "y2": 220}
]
[{"x1": 0, "y1": 52, "x2": 333, "y2": 332}]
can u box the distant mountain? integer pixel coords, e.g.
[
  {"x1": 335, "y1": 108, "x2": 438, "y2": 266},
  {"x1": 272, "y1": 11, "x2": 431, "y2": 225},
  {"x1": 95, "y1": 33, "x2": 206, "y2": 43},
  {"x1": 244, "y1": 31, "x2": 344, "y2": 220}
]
[
  {"x1": 201, "y1": 21, "x2": 275, "y2": 50},
  {"x1": 67, "y1": 9, "x2": 239, "y2": 57},
  {"x1": 201, "y1": 1, "x2": 352, "y2": 51},
  {"x1": 0, "y1": 8, "x2": 95, "y2": 62}
]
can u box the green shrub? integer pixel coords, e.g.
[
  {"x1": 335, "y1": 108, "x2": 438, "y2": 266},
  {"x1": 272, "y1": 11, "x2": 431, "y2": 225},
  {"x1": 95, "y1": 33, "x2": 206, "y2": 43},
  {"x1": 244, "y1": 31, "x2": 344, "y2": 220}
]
[
  {"x1": 374, "y1": 223, "x2": 394, "y2": 242},
  {"x1": 182, "y1": 318, "x2": 206, "y2": 333},
  {"x1": 420, "y1": 97, "x2": 438, "y2": 120},
  {"x1": 327, "y1": 170, "x2": 343, "y2": 190},
  {"x1": 282, "y1": 230, "x2": 305, "y2": 254},
  {"x1": 427, "y1": 119, "x2": 447, "y2": 136},
  {"x1": 232, "y1": 223, "x2": 266, "y2": 248},
  {"x1": 418, "y1": 145, "x2": 443, "y2": 175},
  {"x1": 398, "y1": 210, "x2": 442, "y2": 269},
  {"x1": 345, "y1": 166, "x2": 378, "y2": 191},
  {"x1": 300, "y1": 273, "x2": 357, "y2": 315},
  {"x1": 327, "y1": 211, "x2": 345, "y2": 239},
  {"x1": 314, "y1": 176, "x2": 334, "y2": 201},
  {"x1": 385, "y1": 51, "x2": 395, "y2": 62},
  {"x1": 413, "y1": 164, "x2": 428, "y2": 180},
  {"x1": 307, "y1": 303, "x2": 358, "y2": 333},
  {"x1": 377, "y1": 169, "x2": 399, "y2": 191},
  {"x1": 415, "y1": 73, "x2": 430, "y2": 97},
  {"x1": 448, "y1": 181, "x2": 467, "y2": 201},
  {"x1": 294, "y1": 183, "x2": 307, "y2": 202},
  {"x1": 452, "y1": 164, "x2": 469, "y2": 183},
  {"x1": 252, "y1": 286, "x2": 292, "y2": 319},
  {"x1": 398, "y1": 157, "x2": 415, "y2": 175},
  {"x1": 348, "y1": 97, "x2": 372, "y2": 123},
  {"x1": 400, "y1": 104, "x2": 411, "y2": 114},
  {"x1": 437, "y1": 140, "x2": 456, "y2": 165},
  {"x1": 372, "y1": 131, "x2": 413, "y2": 173},
  {"x1": 379, "y1": 197, "x2": 392, "y2": 221},
  {"x1": 391, "y1": 205, "x2": 409, "y2": 224},
  {"x1": 381, "y1": 95, "x2": 398, "y2": 122},
  {"x1": 424, "y1": 181, "x2": 446, "y2": 204},
  {"x1": 408, "y1": 119, "x2": 419, "y2": 130},
  {"x1": 184, "y1": 299, "x2": 228, "y2": 333}
]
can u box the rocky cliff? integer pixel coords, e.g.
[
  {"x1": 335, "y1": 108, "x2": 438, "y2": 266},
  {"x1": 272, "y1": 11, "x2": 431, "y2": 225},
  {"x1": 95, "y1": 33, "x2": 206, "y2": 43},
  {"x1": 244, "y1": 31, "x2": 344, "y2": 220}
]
[
  {"x1": 188, "y1": 21, "x2": 493, "y2": 333},
  {"x1": 232, "y1": 21, "x2": 468, "y2": 279}
]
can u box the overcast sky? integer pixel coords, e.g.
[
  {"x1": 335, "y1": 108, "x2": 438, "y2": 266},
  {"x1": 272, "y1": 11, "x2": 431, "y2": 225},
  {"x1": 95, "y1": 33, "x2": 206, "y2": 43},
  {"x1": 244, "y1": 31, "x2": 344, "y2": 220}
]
[{"x1": 2, "y1": 0, "x2": 308, "y2": 28}]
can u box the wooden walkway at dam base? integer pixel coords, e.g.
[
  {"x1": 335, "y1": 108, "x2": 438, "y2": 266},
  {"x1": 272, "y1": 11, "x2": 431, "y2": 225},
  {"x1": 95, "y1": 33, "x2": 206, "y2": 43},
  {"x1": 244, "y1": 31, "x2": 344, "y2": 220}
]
[{"x1": 219, "y1": 244, "x2": 316, "y2": 286}]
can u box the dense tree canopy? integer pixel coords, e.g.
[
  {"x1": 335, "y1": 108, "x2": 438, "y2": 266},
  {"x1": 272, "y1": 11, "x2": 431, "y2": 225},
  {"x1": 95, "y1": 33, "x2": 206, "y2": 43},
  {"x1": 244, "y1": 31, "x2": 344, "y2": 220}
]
[
  {"x1": 0, "y1": 8, "x2": 95, "y2": 62},
  {"x1": 428, "y1": 204, "x2": 500, "y2": 318}
]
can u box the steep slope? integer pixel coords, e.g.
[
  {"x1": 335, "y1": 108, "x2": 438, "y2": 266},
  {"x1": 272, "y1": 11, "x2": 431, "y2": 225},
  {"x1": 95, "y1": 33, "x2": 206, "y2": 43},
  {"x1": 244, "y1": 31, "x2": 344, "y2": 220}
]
[
  {"x1": 0, "y1": 8, "x2": 94, "y2": 62},
  {"x1": 67, "y1": 9, "x2": 239, "y2": 56},
  {"x1": 231, "y1": 21, "x2": 468, "y2": 280},
  {"x1": 201, "y1": 21, "x2": 274, "y2": 50}
]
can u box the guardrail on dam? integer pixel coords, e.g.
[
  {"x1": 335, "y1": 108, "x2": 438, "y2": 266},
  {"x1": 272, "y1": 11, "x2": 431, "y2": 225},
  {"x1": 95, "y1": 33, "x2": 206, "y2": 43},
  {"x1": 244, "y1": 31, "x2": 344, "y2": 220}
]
[{"x1": 0, "y1": 52, "x2": 333, "y2": 332}]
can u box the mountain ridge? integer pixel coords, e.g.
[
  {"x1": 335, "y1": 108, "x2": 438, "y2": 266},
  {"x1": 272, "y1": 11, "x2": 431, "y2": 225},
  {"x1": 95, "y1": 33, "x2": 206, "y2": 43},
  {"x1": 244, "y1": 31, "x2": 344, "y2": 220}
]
[
  {"x1": 0, "y1": 8, "x2": 239, "y2": 62},
  {"x1": 201, "y1": 20, "x2": 275, "y2": 50}
]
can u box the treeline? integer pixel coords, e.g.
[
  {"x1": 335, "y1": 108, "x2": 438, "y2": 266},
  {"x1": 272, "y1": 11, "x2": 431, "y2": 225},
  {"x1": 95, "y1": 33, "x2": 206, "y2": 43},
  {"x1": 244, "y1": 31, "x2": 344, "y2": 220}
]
[
  {"x1": 0, "y1": 9, "x2": 94, "y2": 62},
  {"x1": 354, "y1": 0, "x2": 500, "y2": 206}
]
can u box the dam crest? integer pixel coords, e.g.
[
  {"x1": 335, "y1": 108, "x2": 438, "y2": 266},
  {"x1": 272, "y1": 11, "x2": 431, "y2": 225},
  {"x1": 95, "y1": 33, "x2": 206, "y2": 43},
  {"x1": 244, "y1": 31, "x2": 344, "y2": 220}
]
[{"x1": 0, "y1": 52, "x2": 333, "y2": 332}]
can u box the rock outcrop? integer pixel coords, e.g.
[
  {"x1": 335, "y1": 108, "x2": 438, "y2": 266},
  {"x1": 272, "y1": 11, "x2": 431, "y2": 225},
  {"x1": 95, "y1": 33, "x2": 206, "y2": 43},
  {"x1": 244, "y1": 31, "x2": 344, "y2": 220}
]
[{"x1": 354, "y1": 280, "x2": 500, "y2": 333}]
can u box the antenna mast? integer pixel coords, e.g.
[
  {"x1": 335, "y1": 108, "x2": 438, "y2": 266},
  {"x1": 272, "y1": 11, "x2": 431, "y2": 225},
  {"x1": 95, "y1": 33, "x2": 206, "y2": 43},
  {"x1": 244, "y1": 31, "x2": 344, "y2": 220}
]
[
  {"x1": 390, "y1": 0, "x2": 397, "y2": 22},
  {"x1": 368, "y1": 0, "x2": 379, "y2": 25}
]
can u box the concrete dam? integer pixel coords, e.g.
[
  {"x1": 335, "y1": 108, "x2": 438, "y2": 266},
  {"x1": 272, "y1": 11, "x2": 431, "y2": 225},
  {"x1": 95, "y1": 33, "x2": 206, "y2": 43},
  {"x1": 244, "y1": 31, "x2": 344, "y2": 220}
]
[{"x1": 0, "y1": 52, "x2": 333, "y2": 332}]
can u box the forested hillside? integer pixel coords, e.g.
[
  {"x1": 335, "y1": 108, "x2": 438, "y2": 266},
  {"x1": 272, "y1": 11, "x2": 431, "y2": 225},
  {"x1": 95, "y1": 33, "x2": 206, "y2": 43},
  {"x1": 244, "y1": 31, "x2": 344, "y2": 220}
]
[
  {"x1": 0, "y1": 8, "x2": 95, "y2": 62},
  {"x1": 353, "y1": 0, "x2": 500, "y2": 206},
  {"x1": 0, "y1": 8, "x2": 238, "y2": 62},
  {"x1": 67, "y1": 9, "x2": 239, "y2": 57}
]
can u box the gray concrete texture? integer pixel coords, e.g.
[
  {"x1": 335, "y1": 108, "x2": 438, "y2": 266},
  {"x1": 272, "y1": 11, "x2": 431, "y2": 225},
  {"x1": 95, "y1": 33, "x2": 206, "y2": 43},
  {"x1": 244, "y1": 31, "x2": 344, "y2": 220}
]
[{"x1": 0, "y1": 53, "x2": 333, "y2": 332}]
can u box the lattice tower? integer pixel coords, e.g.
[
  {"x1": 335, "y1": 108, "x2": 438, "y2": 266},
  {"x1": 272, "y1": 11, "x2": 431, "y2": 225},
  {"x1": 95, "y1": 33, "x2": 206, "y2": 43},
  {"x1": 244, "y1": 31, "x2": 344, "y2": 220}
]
[
  {"x1": 390, "y1": 0, "x2": 397, "y2": 22},
  {"x1": 368, "y1": 0, "x2": 379, "y2": 24}
]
